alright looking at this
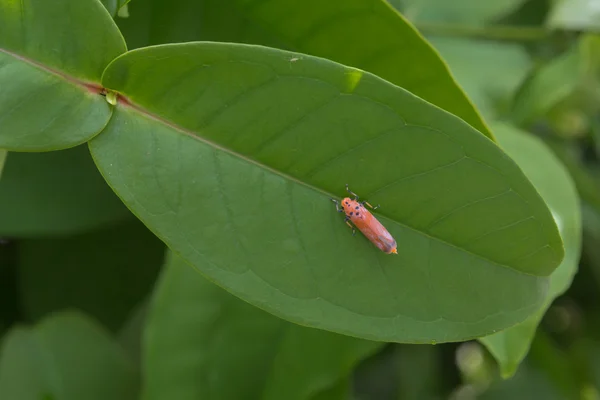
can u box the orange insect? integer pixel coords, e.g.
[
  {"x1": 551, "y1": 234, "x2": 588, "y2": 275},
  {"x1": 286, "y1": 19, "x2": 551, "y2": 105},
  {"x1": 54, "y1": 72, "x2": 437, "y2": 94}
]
[{"x1": 332, "y1": 184, "x2": 397, "y2": 254}]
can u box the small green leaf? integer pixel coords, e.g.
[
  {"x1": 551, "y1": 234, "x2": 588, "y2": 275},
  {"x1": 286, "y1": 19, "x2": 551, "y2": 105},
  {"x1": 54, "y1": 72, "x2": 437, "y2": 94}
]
[
  {"x1": 91, "y1": 43, "x2": 562, "y2": 342},
  {"x1": 0, "y1": 0, "x2": 126, "y2": 150},
  {"x1": 547, "y1": 0, "x2": 600, "y2": 31},
  {"x1": 143, "y1": 252, "x2": 381, "y2": 400},
  {"x1": 395, "y1": 0, "x2": 527, "y2": 24},
  {"x1": 511, "y1": 34, "x2": 600, "y2": 128},
  {"x1": 479, "y1": 123, "x2": 581, "y2": 378},
  {"x1": 101, "y1": 0, "x2": 132, "y2": 17},
  {"x1": 0, "y1": 311, "x2": 138, "y2": 400},
  {"x1": 429, "y1": 37, "x2": 531, "y2": 120},
  {"x1": 90, "y1": 43, "x2": 563, "y2": 342},
  {"x1": 511, "y1": 44, "x2": 582, "y2": 126},
  {"x1": 0, "y1": 145, "x2": 130, "y2": 237},
  {"x1": 18, "y1": 219, "x2": 165, "y2": 331}
]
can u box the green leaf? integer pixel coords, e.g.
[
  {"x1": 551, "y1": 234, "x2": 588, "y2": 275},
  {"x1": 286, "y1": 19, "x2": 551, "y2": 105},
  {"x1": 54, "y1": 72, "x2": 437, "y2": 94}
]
[
  {"x1": 479, "y1": 123, "x2": 581, "y2": 378},
  {"x1": 0, "y1": 0, "x2": 126, "y2": 151},
  {"x1": 91, "y1": 43, "x2": 562, "y2": 343},
  {"x1": 428, "y1": 37, "x2": 531, "y2": 120},
  {"x1": 309, "y1": 378, "x2": 351, "y2": 400},
  {"x1": 511, "y1": 43, "x2": 583, "y2": 126},
  {"x1": 118, "y1": 300, "x2": 148, "y2": 369},
  {"x1": 116, "y1": 0, "x2": 493, "y2": 139},
  {"x1": 395, "y1": 0, "x2": 527, "y2": 25},
  {"x1": 511, "y1": 34, "x2": 600, "y2": 128},
  {"x1": 0, "y1": 145, "x2": 130, "y2": 237},
  {"x1": 542, "y1": 138, "x2": 600, "y2": 212},
  {"x1": 479, "y1": 362, "x2": 564, "y2": 400},
  {"x1": 143, "y1": 252, "x2": 381, "y2": 400},
  {"x1": 353, "y1": 347, "x2": 398, "y2": 399},
  {"x1": 581, "y1": 203, "x2": 600, "y2": 288},
  {"x1": 0, "y1": 151, "x2": 6, "y2": 179},
  {"x1": 0, "y1": 311, "x2": 138, "y2": 400},
  {"x1": 18, "y1": 219, "x2": 165, "y2": 331},
  {"x1": 101, "y1": 0, "x2": 131, "y2": 17},
  {"x1": 396, "y1": 344, "x2": 442, "y2": 400},
  {"x1": 547, "y1": 0, "x2": 600, "y2": 31}
]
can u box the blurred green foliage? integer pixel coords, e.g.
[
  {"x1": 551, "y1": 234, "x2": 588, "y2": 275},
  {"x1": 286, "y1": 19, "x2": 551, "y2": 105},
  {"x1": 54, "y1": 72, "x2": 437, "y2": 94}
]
[{"x1": 2, "y1": 0, "x2": 600, "y2": 398}]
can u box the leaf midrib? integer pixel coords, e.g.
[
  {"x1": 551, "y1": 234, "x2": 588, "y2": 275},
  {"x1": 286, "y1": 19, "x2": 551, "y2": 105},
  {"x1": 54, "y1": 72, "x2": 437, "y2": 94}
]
[
  {"x1": 0, "y1": 47, "x2": 102, "y2": 92},
  {"x1": 112, "y1": 97, "x2": 547, "y2": 278}
]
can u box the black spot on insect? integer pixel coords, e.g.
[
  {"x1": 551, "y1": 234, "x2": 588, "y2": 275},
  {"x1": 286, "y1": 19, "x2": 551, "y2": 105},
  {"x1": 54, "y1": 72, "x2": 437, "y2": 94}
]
[
  {"x1": 355, "y1": 206, "x2": 359, "y2": 210},
  {"x1": 356, "y1": 213, "x2": 360, "y2": 216}
]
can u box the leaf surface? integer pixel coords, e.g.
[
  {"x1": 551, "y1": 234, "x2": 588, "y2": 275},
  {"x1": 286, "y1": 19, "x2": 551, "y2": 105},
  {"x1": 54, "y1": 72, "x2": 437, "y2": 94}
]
[{"x1": 90, "y1": 43, "x2": 562, "y2": 342}]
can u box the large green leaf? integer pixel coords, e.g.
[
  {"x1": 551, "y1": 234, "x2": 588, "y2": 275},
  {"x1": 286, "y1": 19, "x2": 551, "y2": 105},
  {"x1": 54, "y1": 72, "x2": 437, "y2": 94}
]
[
  {"x1": 116, "y1": 0, "x2": 493, "y2": 139},
  {"x1": 0, "y1": 145, "x2": 130, "y2": 237},
  {"x1": 0, "y1": 311, "x2": 138, "y2": 400},
  {"x1": 0, "y1": 0, "x2": 126, "y2": 151},
  {"x1": 479, "y1": 123, "x2": 581, "y2": 378},
  {"x1": 18, "y1": 219, "x2": 165, "y2": 331},
  {"x1": 90, "y1": 43, "x2": 562, "y2": 342},
  {"x1": 143, "y1": 252, "x2": 381, "y2": 400}
]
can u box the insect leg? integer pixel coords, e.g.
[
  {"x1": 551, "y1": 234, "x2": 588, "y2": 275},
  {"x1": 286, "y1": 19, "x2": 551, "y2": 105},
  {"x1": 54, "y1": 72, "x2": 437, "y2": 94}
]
[
  {"x1": 345, "y1": 184, "x2": 359, "y2": 200},
  {"x1": 363, "y1": 201, "x2": 380, "y2": 210},
  {"x1": 331, "y1": 198, "x2": 345, "y2": 213},
  {"x1": 344, "y1": 216, "x2": 356, "y2": 235}
]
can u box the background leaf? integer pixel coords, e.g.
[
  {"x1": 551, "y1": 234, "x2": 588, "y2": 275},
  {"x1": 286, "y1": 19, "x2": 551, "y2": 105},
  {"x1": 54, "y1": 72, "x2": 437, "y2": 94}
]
[
  {"x1": 0, "y1": 311, "x2": 138, "y2": 400},
  {"x1": 101, "y1": 0, "x2": 131, "y2": 17},
  {"x1": 479, "y1": 123, "x2": 581, "y2": 378},
  {"x1": 395, "y1": 0, "x2": 527, "y2": 25},
  {"x1": 116, "y1": 0, "x2": 493, "y2": 139},
  {"x1": 143, "y1": 252, "x2": 381, "y2": 400},
  {"x1": 0, "y1": 0, "x2": 126, "y2": 150},
  {"x1": 428, "y1": 37, "x2": 531, "y2": 120},
  {"x1": 509, "y1": 34, "x2": 600, "y2": 128},
  {"x1": 395, "y1": 344, "x2": 443, "y2": 400},
  {"x1": 547, "y1": 0, "x2": 600, "y2": 31},
  {"x1": 479, "y1": 362, "x2": 564, "y2": 400},
  {"x1": 0, "y1": 151, "x2": 6, "y2": 179},
  {"x1": 90, "y1": 43, "x2": 561, "y2": 342},
  {"x1": 510, "y1": 43, "x2": 582, "y2": 126},
  {"x1": 0, "y1": 145, "x2": 130, "y2": 237},
  {"x1": 17, "y1": 219, "x2": 165, "y2": 331}
]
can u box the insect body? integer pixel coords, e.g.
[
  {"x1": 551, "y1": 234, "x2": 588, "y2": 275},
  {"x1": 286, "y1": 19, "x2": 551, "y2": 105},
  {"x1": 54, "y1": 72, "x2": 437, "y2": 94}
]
[{"x1": 332, "y1": 185, "x2": 397, "y2": 254}]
